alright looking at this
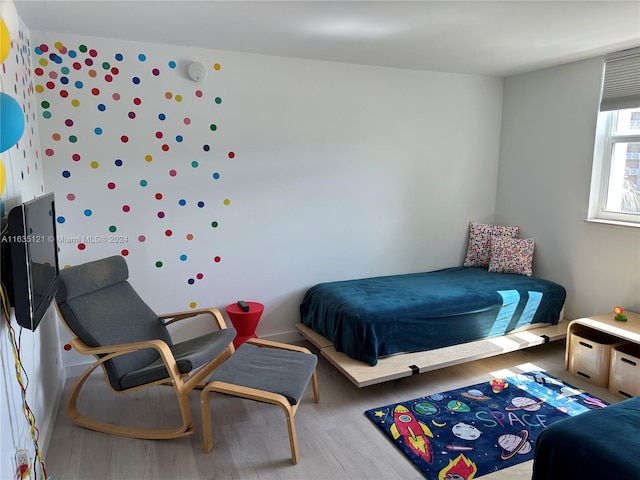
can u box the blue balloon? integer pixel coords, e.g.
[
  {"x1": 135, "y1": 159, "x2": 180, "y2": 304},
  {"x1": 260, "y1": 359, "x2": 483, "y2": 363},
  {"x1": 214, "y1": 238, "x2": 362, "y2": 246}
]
[{"x1": 0, "y1": 92, "x2": 25, "y2": 152}]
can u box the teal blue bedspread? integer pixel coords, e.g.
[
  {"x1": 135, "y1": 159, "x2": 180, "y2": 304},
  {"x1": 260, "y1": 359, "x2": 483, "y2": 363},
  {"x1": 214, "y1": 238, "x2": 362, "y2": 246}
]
[
  {"x1": 532, "y1": 396, "x2": 640, "y2": 479},
  {"x1": 299, "y1": 266, "x2": 566, "y2": 365}
]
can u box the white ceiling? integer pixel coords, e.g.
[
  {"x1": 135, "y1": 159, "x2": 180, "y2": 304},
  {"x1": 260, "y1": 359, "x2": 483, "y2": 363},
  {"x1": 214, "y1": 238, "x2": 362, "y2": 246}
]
[{"x1": 12, "y1": 0, "x2": 640, "y2": 77}]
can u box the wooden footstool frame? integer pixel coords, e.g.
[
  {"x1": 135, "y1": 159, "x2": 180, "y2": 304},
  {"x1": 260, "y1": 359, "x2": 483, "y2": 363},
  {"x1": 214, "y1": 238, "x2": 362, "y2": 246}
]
[{"x1": 200, "y1": 339, "x2": 319, "y2": 464}]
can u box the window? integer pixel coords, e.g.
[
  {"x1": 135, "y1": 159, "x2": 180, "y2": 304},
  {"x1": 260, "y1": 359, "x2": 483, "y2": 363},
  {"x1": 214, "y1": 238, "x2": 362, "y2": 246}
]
[{"x1": 588, "y1": 48, "x2": 640, "y2": 226}]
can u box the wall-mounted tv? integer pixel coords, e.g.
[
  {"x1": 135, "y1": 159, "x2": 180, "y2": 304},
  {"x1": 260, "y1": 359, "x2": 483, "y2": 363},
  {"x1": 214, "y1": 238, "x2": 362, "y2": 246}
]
[{"x1": 2, "y1": 193, "x2": 59, "y2": 331}]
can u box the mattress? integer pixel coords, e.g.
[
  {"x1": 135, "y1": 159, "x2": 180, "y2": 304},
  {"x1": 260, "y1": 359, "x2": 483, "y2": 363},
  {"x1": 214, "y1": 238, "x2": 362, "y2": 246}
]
[{"x1": 299, "y1": 266, "x2": 566, "y2": 366}]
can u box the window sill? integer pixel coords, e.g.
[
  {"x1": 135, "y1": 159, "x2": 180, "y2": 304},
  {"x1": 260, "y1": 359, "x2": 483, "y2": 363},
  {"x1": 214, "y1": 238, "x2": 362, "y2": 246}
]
[{"x1": 584, "y1": 218, "x2": 640, "y2": 229}]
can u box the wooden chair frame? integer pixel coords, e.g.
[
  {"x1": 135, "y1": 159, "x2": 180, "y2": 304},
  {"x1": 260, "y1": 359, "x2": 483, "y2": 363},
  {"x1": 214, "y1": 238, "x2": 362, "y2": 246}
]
[
  {"x1": 200, "y1": 338, "x2": 319, "y2": 464},
  {"x1": 57, "y1": 304, "x2": 235, "y2": 440}
]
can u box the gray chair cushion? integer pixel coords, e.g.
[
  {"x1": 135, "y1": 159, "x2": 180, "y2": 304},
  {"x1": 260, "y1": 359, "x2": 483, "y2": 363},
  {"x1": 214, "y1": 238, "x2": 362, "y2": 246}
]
[
  {"x1": 57, "y1": 255, "x2": 129, "y2": 302},
  {"x1": 121, "y1": 328, "x2": 237, "y2": 389},
  {"x1": 210, "y1": 343, "x2": 317, "y2": 405},
  {"x1": 56, "y1": 255, "x2": 235, "y2": 391}
]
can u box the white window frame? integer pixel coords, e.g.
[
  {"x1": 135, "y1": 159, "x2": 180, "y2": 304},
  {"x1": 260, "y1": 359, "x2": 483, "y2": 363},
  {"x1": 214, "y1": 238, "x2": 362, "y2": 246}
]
[
  {"x1": 588, "y1": 110, "x2": 640, "y2": 226},
  {"x1": 587, "y1": 48, "x2": 640, "y2": 228}
]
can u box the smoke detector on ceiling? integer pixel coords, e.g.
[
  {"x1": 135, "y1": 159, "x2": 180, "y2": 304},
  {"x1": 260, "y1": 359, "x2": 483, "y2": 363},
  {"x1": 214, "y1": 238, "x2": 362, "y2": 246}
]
[{"x1": 188, "y1": 62, "x2": 207, "y2": 82}]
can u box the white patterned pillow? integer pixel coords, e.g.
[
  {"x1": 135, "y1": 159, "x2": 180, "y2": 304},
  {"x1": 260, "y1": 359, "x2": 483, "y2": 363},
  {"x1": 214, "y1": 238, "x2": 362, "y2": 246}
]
[
  {"x1": 488, "y1": 237, "x2": 535, "y2": 276},
  {"x1": 463, "y1": 222, "x2": 520, "y2": 268}
]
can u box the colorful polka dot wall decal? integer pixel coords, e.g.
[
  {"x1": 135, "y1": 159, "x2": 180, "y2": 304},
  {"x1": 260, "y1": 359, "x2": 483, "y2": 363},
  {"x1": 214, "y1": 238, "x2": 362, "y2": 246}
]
[{"x1": 33, "y1": 39, "x2": 235, "y2": 309}]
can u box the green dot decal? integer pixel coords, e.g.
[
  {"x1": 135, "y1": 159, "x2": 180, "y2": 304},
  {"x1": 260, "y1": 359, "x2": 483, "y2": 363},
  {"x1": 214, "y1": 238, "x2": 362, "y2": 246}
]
[
  {"x1": 41, "y1": 101, "x2": 50, "y2": 109},
  {"x1": 155, "y1": 261, "x2": 163, "y2": 268},
  {"x1": 210, "y1": 124, "x2": 217, "y2": 131},
  {"x1": 79, "y1": 44, "x2": 88, "y2": 53},
  {"x1": 214, "y1": 97, "x2": 222, "y2": 104},
  {"x1": 109, "y1": 225, "x2": 117, "y2": 233},
  {"x1": 211, "y1": 221, "x2": 218, "y2": 228}
]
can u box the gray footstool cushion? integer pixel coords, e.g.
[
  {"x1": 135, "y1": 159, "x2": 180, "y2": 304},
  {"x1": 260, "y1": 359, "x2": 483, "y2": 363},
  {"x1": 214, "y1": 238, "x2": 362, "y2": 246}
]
[{"x1": 209, "y1": 343, "x2": 317, "y2": 405}]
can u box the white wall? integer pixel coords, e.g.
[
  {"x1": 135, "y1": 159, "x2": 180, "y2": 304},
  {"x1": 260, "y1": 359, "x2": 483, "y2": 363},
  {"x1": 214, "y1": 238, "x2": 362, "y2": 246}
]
[
  {"x1": 0, "y1": 3, "x2": 64, "y2": 479},
  {"x1": 32, "y1": 32, "x2": 504, "y2": 374},
  {"x1": 497, "y1": 57, "x2": 640, "y2": 318}
]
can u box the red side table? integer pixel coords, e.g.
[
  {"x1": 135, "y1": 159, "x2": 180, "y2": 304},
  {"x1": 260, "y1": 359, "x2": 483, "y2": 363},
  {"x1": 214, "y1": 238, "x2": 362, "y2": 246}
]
[{"x1": 225, "y1": 302, "x2": 264, "y2": 348}]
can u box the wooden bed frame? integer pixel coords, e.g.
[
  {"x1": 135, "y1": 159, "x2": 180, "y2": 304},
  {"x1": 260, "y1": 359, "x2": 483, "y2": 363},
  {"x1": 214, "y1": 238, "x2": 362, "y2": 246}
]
[{"x1": 296, "y1": 320, "x2": 568, "y2": 387}]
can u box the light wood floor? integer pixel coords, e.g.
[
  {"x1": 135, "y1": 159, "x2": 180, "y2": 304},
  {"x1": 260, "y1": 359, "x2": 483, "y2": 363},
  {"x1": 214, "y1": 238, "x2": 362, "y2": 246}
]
[{"x1": 45, "y1": 340, "x2": 621, "y2": 480}]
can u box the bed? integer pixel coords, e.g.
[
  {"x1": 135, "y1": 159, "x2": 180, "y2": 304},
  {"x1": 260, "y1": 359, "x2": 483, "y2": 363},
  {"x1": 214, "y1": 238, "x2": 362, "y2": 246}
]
[
  {"x1": 532, "y1": 395, "x2": 640, "y2": 479},
  {"x1": 299, "y1": 266, "x2": 566, "y2": 375}
]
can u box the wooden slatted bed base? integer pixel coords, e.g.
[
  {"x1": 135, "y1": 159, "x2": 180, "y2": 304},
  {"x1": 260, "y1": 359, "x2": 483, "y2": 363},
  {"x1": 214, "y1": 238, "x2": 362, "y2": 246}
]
[{"x1": 296, "y1": 321, "x2": 568, "y2": 387}]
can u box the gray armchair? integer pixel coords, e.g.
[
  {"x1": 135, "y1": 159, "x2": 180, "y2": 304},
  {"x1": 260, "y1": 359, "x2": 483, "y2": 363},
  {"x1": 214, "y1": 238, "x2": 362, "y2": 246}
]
[{"x1": 55, "y1": 255, "x2": 236, "y2": 439}]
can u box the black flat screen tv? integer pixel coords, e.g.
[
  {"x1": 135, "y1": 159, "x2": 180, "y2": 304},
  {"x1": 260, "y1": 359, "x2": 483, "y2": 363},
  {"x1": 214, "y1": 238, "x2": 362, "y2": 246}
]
[{"x1": 2, "y1": 193, "x2": 59, "y2": 330}]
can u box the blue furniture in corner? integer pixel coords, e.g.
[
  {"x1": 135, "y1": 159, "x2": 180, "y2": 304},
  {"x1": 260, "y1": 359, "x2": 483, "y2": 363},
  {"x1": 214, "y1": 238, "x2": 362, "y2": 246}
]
[{"x1": 532, "y1": 395, "x2": 640, "y2": 479}]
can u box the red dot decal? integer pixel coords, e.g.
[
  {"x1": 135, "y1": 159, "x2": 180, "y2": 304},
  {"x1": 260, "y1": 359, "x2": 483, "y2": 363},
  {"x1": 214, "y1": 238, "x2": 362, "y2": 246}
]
[
  {"x1": 107, "y1": 182, "x2": 116, "y2": 189},
  {"x1": 214, "y1": 256, "x2": 221, "y2": 263},
  {"x1": 121, "y1": 135, "x2": 128, "y2": 143},
  {"x1": 64, "y1": 344, "x2": 72, "y2": 351},
  {"x1": 121, "y1": 249, "x2": 129, "y2": 256},
  {"x1": 155, "y1": 193, "x2": 163, "y2": 200},
  {"x1": 228, "y1": 151, "x2": 235, "y2": 158},
  {"x1": 78, "y1": 243, "x2": 86, "y2": 250},
  {"x1": 165, "y1": 230, "x2": 172, "y2": 236}
]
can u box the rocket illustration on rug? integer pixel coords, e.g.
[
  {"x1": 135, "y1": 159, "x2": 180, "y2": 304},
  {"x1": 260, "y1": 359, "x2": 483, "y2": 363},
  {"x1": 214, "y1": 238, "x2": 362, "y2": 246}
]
[{"x1": 390, "y1": 405, "x2": 435, "y2": 464}]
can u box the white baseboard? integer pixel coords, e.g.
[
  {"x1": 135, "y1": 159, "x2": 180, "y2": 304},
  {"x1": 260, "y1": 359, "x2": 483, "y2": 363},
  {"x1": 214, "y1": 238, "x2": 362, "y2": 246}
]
[{"x1": 40, "y1": 367, "x2": 65, "y2": 458}]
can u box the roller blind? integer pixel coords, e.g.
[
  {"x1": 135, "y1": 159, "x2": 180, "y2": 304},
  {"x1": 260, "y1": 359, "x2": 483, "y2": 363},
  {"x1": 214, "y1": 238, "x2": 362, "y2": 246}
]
[{"x1": 600, "y1": 46, "x2": 640, "y2": 112}]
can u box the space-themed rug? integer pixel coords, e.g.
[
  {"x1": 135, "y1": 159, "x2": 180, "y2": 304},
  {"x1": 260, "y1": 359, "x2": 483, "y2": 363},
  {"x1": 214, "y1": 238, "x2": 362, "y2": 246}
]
[{"x1": 364, "y1": 371, "x2": 608, "y2": 479}]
